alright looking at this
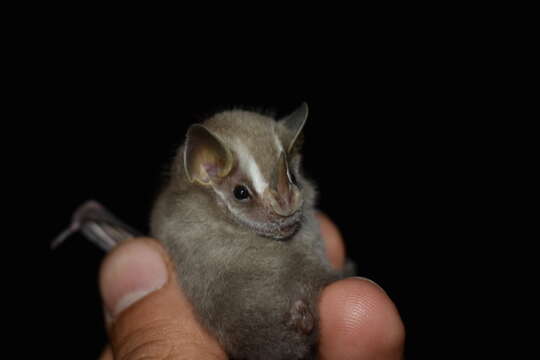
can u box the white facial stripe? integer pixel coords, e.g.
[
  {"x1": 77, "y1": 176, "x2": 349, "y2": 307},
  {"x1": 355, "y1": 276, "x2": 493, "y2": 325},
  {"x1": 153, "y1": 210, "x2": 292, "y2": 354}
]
[{"x1": 235, "y1": 141, "x2": 269, "y2": 195}]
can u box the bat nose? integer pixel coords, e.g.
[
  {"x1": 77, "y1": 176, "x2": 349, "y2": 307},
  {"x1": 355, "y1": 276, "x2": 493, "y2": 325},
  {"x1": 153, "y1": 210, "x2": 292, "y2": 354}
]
[
  {"x1": 268, "y1": 152, "x2": 302, "y2": 216},
  {"x1": 267, "y1": 187, "x2": 303, "y2": 217}
]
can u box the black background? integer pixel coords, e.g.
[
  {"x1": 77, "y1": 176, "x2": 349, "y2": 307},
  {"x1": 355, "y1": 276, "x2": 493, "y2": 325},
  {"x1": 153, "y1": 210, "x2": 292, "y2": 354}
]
[{"x1": 21, "y1": 41, "x2": 485, "y2": 359}]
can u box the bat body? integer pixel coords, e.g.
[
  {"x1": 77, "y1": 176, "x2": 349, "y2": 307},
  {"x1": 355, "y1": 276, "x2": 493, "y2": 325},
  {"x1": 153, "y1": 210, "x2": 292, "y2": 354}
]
[{"x1": 54, "y1": 104, "x2": 353, "y2": 360}]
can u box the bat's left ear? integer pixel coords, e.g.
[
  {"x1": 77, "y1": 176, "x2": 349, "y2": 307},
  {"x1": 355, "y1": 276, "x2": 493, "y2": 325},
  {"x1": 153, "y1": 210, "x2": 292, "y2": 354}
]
[
  {"x1": 184, "y1": 124, "x2": 234, "y2": 185},
  {"x1": 278, "y1": 102, "x2": 308, "y2": 154}
]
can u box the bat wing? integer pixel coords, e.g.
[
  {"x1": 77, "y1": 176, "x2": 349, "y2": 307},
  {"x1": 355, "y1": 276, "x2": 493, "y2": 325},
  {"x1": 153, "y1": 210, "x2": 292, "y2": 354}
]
[{"x1": 51, "y1": 200, "x2": 143, "y2": 252}]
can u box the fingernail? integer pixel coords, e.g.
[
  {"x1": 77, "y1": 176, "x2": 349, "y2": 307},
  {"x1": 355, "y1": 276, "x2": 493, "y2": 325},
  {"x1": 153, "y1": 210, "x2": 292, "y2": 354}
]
[{"x1": 100, "y1": 240, "x2": 168, "y2": 319}]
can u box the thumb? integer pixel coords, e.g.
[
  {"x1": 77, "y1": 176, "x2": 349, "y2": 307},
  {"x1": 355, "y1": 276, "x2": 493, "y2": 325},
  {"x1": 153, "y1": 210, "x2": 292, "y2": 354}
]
[{"x1": 99, "y1": 238, "x2": 227, "y2": 360}]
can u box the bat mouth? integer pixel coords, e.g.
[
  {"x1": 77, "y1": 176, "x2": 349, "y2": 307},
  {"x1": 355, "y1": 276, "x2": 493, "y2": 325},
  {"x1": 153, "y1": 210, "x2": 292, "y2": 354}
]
[
  {"x1": 273, "y1": 220, "x2": 301, "y2": 239},
  {"x1": 223, "y1": 202, "x2": 303, "y2": 240},
  {"x1": 256, "y1": 211, "x2": 303, "y2": 240}
]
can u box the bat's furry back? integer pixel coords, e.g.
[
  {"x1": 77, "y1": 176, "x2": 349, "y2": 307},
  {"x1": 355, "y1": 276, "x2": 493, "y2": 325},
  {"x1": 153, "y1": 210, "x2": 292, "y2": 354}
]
[{"x1": 150, "y1": 106, "x2": 342, "y2": 359}]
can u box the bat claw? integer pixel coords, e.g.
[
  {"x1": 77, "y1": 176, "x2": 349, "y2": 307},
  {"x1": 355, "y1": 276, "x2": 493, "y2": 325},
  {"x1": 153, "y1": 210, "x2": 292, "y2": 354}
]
[
  {"x1": 50, "y1": 222, "x2": 81, "y2": 250},
  {"x1": 50, "y1": 201, "x2": 96, "y2": 250},
  {"x1": 51, "y1": 200, "x2": 143, "y2": 252}
]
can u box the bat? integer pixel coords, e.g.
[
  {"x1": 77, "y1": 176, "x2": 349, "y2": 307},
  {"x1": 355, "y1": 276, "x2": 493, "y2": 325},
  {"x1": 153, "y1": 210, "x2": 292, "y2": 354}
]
[{"x1": 53, "y1": 103, "x2": 355, "y2": 359}]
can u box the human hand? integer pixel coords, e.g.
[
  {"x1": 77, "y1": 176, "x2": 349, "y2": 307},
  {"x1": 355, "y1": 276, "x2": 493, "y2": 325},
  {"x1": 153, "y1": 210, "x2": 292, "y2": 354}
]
[{"x1": 98, "y1": 214, "x2": 404, "y2": 359}]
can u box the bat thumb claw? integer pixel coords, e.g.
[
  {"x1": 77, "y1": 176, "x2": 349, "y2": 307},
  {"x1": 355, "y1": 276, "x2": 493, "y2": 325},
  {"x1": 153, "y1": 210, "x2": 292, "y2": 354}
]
[
  {"x1": 51, "y1": 200, "x2": 143, "y2": 252},
  {"x1": 50, "y1": 221, "x2": 81, "y2": 250},
  {"x1": 50, "y1": 200, "x2": 100, "y2": 250}
]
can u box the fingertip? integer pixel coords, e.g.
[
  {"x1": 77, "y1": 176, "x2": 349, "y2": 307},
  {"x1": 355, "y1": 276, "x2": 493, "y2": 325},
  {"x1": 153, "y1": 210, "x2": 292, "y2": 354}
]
[
  {"x1": 99, "y1": 238, "x2": 169, "y2": 319},
  {"x1": 319, "y1": 278, "x2": 405, "y2": 360}
]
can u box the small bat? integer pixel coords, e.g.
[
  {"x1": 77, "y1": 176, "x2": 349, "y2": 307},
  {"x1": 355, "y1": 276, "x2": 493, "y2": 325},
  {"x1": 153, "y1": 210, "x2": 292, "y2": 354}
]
[{"x1": 54, "y1": 103, "x2": 354, "y2": 360}]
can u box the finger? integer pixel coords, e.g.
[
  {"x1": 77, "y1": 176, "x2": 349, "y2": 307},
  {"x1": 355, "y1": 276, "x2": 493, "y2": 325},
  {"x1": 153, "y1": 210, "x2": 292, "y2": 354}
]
[
  {"x1": 99, "y1": 238, "x2": 227, "y2": 360},
  {"x1": 319, "y1": 278, "x2": 405, "y2": 360},
  {"x1": 317, "y1": 212, "x2": 346, "y2": 270}
]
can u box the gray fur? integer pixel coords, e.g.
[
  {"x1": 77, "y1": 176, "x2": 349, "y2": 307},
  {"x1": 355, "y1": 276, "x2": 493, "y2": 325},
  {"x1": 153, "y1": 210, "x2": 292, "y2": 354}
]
[{"x1": 150, "y1": 105, "x2": 346, "y2": 359}]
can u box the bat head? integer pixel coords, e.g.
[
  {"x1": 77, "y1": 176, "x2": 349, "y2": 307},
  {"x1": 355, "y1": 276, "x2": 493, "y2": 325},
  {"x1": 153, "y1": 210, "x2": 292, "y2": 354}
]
[{"x1": 183, "y1": 103, "x2": 310, "y2": 239}]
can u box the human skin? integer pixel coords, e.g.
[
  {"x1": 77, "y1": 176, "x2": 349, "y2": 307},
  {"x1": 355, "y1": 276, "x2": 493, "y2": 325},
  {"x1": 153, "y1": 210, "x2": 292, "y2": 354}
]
[{"x1": 98, "y1": 214, "x2": 405, "y2": 359}]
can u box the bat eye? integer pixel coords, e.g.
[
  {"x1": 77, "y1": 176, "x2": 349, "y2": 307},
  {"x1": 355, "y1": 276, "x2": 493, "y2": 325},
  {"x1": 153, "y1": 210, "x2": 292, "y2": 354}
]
[{"x1": 234, "y1": 185, "x2": 251, "y2": 200}]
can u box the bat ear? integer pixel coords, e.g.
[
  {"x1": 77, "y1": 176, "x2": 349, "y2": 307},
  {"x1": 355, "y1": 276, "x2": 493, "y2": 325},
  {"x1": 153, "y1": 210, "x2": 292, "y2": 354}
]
[
  {"x1": 279, "y1": 102, "x2": 308, "y2": 154},
  {"x1": 184, "y1": 124, "x2": 234, "y2": 185}
]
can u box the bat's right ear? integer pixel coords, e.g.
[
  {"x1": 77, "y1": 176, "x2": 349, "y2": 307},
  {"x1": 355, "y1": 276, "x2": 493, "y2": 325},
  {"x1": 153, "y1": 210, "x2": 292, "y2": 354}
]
[
  {"x1": 279, "y1": 102, "x2": 308, "y2": 154},
  {"x1": 184, "y1": 124, "x2": 233, "y2": 185}
]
